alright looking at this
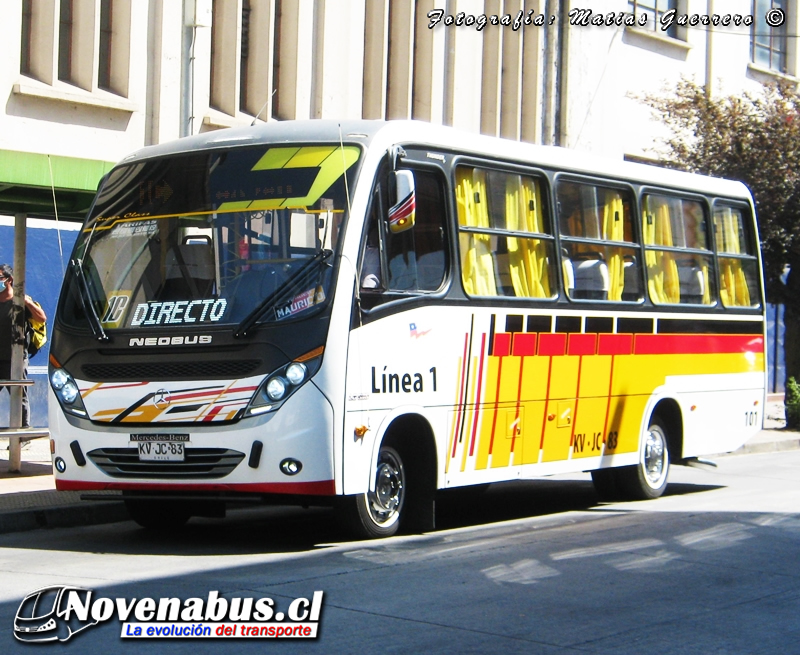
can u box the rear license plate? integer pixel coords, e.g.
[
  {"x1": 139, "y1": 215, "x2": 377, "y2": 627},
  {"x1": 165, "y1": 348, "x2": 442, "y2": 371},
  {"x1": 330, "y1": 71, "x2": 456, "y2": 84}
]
[{"x1": 130, "y1": 434, "x2": 189, "y2": 462}]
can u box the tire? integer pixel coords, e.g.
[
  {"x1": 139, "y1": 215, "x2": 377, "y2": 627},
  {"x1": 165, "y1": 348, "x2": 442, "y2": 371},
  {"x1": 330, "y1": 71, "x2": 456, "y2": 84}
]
[
  {"x1": 615, "y1": 420, "x2": 670, "y2": 500},
  {"x1": 342, "y1": 446, "x2": 406, "y2": 539},
  {"x1": 124, "y1": 499, "x2": 191, "y2": 530}
]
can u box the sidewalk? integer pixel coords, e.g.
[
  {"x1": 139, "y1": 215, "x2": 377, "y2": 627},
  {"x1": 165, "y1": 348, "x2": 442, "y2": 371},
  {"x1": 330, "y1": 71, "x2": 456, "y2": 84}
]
[
  {"x1": 0, "y1": 437, "x2": 127, "y2": 534},
  {"x1": 0, "y1": 400, "x2": 798, "y2": 536}
]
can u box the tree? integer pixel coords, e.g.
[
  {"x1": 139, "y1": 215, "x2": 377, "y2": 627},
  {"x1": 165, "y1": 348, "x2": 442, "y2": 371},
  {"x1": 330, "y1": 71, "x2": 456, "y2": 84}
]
[
  {"x1": 641, "y1": 79, "x2": 800, "y2": 301},
  {"x1": 643, "y1": 79, "x2": 800, "y2": 386}
]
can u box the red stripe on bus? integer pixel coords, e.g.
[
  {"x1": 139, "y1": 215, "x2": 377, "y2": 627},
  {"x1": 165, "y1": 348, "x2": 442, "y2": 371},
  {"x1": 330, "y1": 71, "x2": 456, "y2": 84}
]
[
  {"x1": 539, "y1": 356, "x2": 555, "y2": 451},
  {"x1": 510, "y1": 356, "x2": 526, "y2": 461},
  {"x1": 512, "y1": 333, "x2": 537, "y2": 356},
  {"x1": 568, "y1": 333, "x2": 596, "y2": 356},
  {"x1": 468, "y1": 334, "x2": 487, "y2": 457},
  {"x1": 452, "y1": 333, "x2": 470, "y2": 459},
  {"x1": 487, "y1": 355, "x2": 505, "y2": 456},
  {"x1": 598, "y1": 333, "x2": 633, "y2": 355},
  {"x1": 538, "y1": 333, "x2": 567, "y2": 356},
  {"x1": 570, "y1": 355, "x2": 584, "y2": 447},
  {"x1": 56, "y1": 479, "x2": 337, "y2": 496},
  {"x1": 493, "y1": 332, "x2": 512, "y2": 357},
  {"x1": 202, "y1": 405, "x2": 224, "y2": 422},
  {"x1": 634, "y1": 334, "x2": 764, "y2": 355}
]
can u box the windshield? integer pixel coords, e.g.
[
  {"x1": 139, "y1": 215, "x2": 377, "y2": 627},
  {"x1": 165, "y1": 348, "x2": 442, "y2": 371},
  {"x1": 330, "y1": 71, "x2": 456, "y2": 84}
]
[{"x1": 60, "y1": 144, "x2": 360, "y2": 330}]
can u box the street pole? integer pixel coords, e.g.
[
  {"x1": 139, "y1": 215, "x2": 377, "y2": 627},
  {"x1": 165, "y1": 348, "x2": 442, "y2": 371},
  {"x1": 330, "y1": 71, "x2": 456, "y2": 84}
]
[{"x1": 9, "y1": 212, "x2": 27, "y2": 473}]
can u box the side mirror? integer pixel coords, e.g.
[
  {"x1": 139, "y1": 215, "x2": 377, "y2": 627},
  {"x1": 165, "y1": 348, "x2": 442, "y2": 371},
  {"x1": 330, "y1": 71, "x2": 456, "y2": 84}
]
[{"x1": 388, "y1": 170, "x2": 416, "y2": 234}]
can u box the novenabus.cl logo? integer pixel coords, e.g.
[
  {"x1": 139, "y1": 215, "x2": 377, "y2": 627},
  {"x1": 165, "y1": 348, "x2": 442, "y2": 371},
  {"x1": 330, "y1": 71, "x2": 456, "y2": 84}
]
[
  {"x1": 14, "y1": 586, "x2": 98, "y2": 643},
  {"x1": 14, "y1": 586, "x2": 324, "y2": 643}
]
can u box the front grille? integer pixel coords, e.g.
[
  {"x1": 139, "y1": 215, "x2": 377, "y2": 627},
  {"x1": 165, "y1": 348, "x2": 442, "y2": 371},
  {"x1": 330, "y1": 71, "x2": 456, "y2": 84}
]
[
  {"x1": 82, "y1": 360, "x2": 260, "y2": 381},
  {"x1": 87, "y1": 448, "x2": 245, "y2": 479}
]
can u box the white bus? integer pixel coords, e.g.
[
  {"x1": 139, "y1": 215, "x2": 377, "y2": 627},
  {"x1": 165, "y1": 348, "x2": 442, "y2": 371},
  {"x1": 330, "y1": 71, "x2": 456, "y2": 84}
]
[{"x1": 48, "y1": 120, "x2": 766, "y2": 537}]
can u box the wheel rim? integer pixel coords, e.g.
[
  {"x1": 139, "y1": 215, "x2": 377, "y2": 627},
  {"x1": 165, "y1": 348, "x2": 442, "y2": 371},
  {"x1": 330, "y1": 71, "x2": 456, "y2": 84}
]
[
  {"x1": 367, "y1": 449, "x2": 404, "y2": 526},
  {"x1": 642, "y1": 425, "x2": 668, "y2": 488}
]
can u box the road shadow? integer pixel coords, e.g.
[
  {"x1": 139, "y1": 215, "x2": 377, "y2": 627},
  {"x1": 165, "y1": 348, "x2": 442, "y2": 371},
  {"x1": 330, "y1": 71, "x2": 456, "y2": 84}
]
[{"x1": 0, "y1": 476, "x2": 723, "y2": 557}]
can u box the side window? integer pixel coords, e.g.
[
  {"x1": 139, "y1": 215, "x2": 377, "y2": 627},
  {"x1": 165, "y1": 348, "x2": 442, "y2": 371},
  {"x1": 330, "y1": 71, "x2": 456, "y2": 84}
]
[
  {"x1": 359, "y1": 167, "x2": 448, "y2": 300},
  {"x1": 713, "y1": 205, "x2": 761, "y2": 308},
  {"x1": 556, "y1": 180, "x2": 642, "y2": 302},
  {"x1": 642, "y1": 194, "x2": 716, "y2": 305},
  {"x1": 456, "y1": 166, "x2": 556, "y2": 299}
]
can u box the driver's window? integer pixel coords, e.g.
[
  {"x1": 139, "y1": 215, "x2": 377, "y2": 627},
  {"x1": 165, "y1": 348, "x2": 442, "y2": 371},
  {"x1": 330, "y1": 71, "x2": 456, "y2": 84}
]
[{"x1": 359, "y1": 167, "x2": 448, "y2": 301}]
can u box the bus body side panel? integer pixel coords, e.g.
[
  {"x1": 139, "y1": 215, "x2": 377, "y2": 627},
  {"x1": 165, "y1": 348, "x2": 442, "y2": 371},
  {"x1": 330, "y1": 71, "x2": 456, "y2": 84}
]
[
  {"x1": 668, "y1": 373, "x2": 766, "y2": 457},
  {"x1": 342, "y1": 305, "x2": 464, "y2": 495},
  {"x1": 344, "y1": 305, "x2": 766, "y2": 493}
]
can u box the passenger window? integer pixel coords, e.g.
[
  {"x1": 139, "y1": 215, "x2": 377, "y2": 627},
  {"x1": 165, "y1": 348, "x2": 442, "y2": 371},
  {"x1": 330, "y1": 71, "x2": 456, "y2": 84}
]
[
  {"x1": 556, "y1": 180, "x2": 642, "y2": 302},
  {"x1": 714, "y1": 205, "x2": 760, "y2": 308},
  {"x1": 455, "y1": 166, "x2": 556, "y2": 299},
  {"x1": 642, "y1": 194, "x2": 715, "y2": 305},
  {"x1": 359, "y1": 167, "x2": 448, "y2": 303}
]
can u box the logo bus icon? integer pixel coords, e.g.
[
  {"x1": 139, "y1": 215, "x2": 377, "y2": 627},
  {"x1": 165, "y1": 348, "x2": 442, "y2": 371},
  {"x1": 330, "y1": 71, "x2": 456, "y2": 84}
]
[{"x1": 14, "y1": 585, "x2": 97, "y2": 643}]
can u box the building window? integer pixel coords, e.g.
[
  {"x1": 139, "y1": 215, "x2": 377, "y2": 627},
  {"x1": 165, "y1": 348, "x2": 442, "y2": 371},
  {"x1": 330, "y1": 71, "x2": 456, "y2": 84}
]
[
  {"x1": 752, "y1": 0, "x2": 788, "y2": 72},
  {"x1": 19, "y1": 0, "x2": 130, "y2": 94},
  {"x1": 628, "y1": 0, "x2": 679, "y2": 39},
  {"x1": 239, "y1": 0, "x2": 251, "y2": 112},
  {"x1": 98, "y1": 0, "x2": 112, "y2": 91},
  {"x1": 20, "y1": 0, "x2": 32, "y2": 75},
  {"x1": 58, "y1": 0, "x2": 73, "y2": 82}
]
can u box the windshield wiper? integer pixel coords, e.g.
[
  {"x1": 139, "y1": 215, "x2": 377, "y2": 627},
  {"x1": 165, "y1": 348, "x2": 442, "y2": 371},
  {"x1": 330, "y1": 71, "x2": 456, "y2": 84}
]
[
  {"x1": 70, "y1": 258, "x2": 108, "y2": 342},
  {"x1": 234, "y1": 249, "x2": 332, "y2": 338}
]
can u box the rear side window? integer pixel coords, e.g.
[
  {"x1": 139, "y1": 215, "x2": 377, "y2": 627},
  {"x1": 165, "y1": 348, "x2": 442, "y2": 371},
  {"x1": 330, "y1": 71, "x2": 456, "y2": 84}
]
[
  {"x1": 642, "y1": 194, "x2": 716, "y2": 305},
  {"x1": 714, "y1": 205, "x2": 760, "y2": 308}
]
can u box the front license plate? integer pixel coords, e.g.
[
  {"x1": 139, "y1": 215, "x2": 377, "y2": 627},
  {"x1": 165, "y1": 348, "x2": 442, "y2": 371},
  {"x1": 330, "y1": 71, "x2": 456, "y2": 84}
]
[
  {"x1": 130, "y1": 434, "x2": 189, "y2": 462},
  {"x1": 137, "y1": 441, "x2": 185, "y2": 462}
]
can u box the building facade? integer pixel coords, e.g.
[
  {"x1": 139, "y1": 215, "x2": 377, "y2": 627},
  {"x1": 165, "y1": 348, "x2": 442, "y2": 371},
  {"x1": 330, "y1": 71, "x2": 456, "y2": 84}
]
[{"x1": 0, "y1": 0, "x2": 792, "y2": 426}]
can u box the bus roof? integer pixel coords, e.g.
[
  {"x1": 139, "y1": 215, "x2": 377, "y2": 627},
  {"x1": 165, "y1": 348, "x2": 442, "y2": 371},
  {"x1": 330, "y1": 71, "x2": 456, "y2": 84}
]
[{"x1": 119, "y1": 119, "x2": 752, "y2": 202}]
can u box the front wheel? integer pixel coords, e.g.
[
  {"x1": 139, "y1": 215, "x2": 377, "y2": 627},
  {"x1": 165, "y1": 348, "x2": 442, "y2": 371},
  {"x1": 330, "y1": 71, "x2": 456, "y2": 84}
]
[
  {"x1": 615, "y1": 420, "x2": 670, "y2": 500},
  {"x1": 341, "y1": 446, "x2": 405, "y2": 539}
]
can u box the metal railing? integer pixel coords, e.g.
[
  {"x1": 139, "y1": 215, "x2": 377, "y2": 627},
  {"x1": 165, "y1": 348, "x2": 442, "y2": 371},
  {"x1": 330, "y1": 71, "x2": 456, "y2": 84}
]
[{"x1": 1, "y1": 379, "x2": 49, "y2": 472}]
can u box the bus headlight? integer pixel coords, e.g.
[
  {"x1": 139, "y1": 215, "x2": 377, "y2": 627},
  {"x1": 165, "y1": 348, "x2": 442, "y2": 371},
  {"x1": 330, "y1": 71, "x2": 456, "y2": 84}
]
[
  {"x1": 245, "y1": 348, "x2": 322, "y2": 417},
  {"x1": 285, "y1": 362, "x2": 307, "y2": 385},
  {"x1": 49, "y1": 365, "x2": 89, "y2": 417},
  {"x1": 266, "y1": 377, "x2": 287, "y2": 401}
]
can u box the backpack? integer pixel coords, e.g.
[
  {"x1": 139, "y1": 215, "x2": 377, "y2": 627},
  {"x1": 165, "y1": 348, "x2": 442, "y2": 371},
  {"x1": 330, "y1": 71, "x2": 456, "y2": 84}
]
[{"x1": 26, "y1": 302, "x2": 47, "y2": 357}]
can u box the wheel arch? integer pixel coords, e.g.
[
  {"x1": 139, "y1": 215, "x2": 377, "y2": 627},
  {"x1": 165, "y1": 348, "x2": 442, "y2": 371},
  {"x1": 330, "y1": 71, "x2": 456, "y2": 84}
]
[
  {"x1": 648, "y1": 397, "x2": 684, "y2": 462},
  {"x1": 372, "y1": 410, "x2": 438, "y2": 492}
]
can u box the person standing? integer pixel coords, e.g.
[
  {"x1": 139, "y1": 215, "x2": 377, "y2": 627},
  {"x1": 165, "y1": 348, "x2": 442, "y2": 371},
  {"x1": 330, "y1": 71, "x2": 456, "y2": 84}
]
[{"x1": 0, "y1": 264, "x2": 46, "y2": 428}]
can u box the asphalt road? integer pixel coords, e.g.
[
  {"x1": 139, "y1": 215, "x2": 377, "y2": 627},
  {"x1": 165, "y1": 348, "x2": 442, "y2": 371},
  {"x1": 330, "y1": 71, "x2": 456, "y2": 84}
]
[{"x1": 1, "y1": 450, "x2": 799, "y2": 654}]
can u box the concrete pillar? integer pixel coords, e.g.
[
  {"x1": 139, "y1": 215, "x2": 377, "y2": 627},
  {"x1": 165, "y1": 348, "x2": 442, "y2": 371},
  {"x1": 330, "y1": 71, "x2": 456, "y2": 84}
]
[{"x1": 9, "y1": 212, "x2": 27, "y2": 473}]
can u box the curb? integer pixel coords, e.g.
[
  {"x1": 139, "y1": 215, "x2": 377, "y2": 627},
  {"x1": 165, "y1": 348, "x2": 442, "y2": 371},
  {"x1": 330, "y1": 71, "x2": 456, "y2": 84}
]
[
  {"x1": 732, "y1": 436, "x2": 800, "y2": 456},
  {"x1": 0, "y1": 500, "x2": 129, "y2": 536}
]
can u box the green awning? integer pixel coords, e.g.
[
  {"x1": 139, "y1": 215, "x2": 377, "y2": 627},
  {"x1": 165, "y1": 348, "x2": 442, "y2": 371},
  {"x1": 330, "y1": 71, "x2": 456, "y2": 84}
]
[{"x1": 0, "y1": 149, "x2": 115, "y2": 221}]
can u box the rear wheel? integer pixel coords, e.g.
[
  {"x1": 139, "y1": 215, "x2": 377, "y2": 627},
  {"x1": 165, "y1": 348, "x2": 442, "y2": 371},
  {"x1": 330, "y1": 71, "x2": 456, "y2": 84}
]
[
  {"x1": 124, "y1": 499, "x2": 191, "y2": 530},
  {"x1": 342, "y1": 446, "x2": 406, "y2": 539},
  {"x1": 615, "y1": 420, "x2": 670, "y2": 500}
]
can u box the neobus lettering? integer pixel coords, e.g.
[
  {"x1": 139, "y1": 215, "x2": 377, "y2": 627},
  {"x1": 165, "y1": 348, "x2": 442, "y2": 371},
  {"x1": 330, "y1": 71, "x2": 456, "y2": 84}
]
[
  {"x1": 371, "y1": 366, "x2": 437, "y2": 394},
  {"x1": 129, "y1": 335, "x2": 212, "y2": 347},
  {"x1": 130, "y1": 299, "x2": 227, "y2": 326}
]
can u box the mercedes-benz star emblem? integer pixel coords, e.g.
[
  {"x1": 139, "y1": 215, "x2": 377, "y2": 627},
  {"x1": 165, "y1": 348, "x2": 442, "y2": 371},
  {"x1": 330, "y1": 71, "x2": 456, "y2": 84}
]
[{"x1": 153, "y1": 389, "x2": 171, "y2": 409}]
